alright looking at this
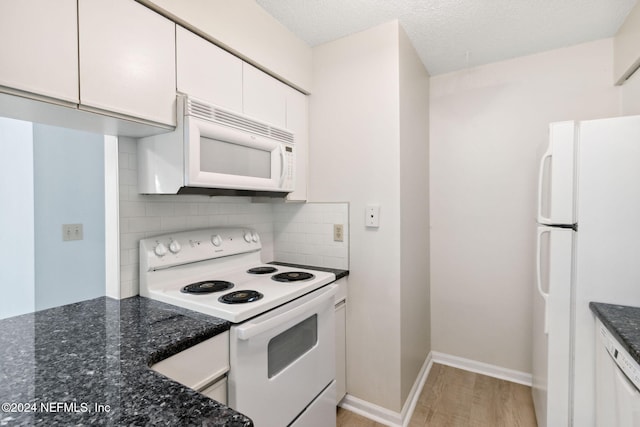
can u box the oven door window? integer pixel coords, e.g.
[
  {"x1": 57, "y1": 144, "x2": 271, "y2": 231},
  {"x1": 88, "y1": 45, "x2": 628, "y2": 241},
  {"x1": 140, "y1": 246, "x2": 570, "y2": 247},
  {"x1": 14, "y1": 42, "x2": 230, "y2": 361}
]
[
  {"x1": 200, "y1": 136, "x2": 271, "y2": 179},
  {"x1": 268, "y1": 315, "x2": 317, "y2": 378}
]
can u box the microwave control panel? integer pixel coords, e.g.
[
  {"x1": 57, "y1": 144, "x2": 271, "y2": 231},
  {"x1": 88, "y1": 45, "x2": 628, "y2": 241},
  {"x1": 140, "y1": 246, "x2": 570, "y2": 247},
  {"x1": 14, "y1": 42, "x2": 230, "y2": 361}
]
[{"x1": 283, "y1": 144, "x2": 295, "y2": 191}]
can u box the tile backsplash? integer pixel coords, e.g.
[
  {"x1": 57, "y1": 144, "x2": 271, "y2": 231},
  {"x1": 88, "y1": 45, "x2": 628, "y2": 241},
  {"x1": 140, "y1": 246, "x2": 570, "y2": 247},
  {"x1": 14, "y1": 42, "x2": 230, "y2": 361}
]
[
  {"x1": 118, "y1": 137, "x2": 349, "y2": 298},
  {"x1": 273, "y1": 203, "x2": 349, "y2": 270}
]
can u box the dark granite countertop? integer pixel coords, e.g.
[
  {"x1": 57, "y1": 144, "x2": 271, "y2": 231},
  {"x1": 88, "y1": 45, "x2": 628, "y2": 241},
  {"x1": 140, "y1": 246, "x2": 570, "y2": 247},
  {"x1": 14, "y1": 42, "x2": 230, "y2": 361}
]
[
  {"x1": 590, "y1": 302, "x2": 640, "y2": 365},
  {"x1": 268, "y1": 261, "x2": 349, "y2": 280},
  {"x1": 0, "y1": 296, "x2": 253, "y2": 426}
]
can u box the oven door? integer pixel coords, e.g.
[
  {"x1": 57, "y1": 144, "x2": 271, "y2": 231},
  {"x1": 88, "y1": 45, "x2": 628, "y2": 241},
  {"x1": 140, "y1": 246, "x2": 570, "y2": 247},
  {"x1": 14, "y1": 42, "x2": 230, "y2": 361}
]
[
  {"x1": 228, "y1": 284, "x2": 336, "y2": 426},
  {"x1": 185, "y1": 115, "x2": 294, "y2": 192}
]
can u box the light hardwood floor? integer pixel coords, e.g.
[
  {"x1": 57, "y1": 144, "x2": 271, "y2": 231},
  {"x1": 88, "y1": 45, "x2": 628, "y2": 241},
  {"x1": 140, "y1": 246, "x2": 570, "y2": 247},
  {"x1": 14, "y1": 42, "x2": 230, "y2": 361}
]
[{"x1": 337, "y1": 363, "x2": 538, "y2": 427}]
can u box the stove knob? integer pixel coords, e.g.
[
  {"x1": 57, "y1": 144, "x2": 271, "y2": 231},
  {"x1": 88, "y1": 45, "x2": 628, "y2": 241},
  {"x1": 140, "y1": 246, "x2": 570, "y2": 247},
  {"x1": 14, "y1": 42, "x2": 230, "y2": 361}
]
[
  {"x1": 251, "y1": 231, "x2": 259, "y2": 243},
  {"x1": 244, "y1": 232, "x2": 252, "y2": 243},
  {"x1": 154, "y1": 242, "x2": 168, "y2": 257},
  {"x1": 211, "y1": 234, "x2": 222, "y2": 247},
  {"x1": 169, "y1": 240, "x2": 181, "y2": 254}
]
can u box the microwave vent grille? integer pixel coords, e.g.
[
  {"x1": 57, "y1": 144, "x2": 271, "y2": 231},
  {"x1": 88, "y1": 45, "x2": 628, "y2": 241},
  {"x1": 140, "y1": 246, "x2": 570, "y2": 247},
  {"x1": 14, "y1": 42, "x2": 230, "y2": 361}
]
[{"x1": 187, "y1": 99, "x2": 294, "y2": 144}]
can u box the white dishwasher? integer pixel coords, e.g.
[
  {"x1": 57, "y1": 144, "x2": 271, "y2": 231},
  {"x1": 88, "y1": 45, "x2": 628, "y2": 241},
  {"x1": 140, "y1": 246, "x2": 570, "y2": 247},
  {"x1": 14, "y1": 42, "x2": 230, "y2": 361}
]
[{"x1": 595, "y1": 318, "x2": 640, "y2": 427}]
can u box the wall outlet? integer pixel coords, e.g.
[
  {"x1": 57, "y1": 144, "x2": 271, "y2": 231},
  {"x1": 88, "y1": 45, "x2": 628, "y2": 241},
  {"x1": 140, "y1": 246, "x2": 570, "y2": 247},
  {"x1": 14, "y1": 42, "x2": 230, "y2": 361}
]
[
  {"x1": 63, "y1": 224, "x2": 83, "y2": 241},
  {"x1": 333, "y1": 224, "x2": 344, "y2": 242}
]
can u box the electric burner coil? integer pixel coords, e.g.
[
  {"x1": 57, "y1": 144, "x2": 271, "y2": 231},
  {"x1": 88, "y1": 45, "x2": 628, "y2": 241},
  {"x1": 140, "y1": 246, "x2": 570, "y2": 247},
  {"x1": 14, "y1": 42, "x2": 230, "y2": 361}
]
[
  {"x1": 219, "y1": 290, "x2": 264, "y2": 304},
  {"x1": 247, "y1": 266, "x2": 278, "y2": 275},
  {"x1": 181, "y1": 280, "x2": 234, "y2": 294},
  {"x1": 271, "y1": 272, "x2": 315, "y2": 282}
]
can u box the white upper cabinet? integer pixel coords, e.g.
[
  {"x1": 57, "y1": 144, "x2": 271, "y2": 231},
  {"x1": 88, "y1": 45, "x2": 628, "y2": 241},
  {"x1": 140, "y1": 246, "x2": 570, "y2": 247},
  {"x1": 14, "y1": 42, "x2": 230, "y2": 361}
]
[
  {"x1": 176, "y1": 27, "x2": 243, "y2": 112},
  {"x1": 242, "y1": 63, "x2": 287, "y2": 128},
  {"x1": 285, "y1": 87, "x2": 308, "y2": 201},
  {"x1": 78, "y1": 0, "x2": 176, "y2": 126},
  {"x1": 0, "y1": 0, "x2": 79, "y2": 103}
]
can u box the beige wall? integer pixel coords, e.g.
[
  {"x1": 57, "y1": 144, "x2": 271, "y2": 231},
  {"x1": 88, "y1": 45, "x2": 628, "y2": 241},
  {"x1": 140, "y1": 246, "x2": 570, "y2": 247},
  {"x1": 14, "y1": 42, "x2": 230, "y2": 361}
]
[
  {"x1": 309, "y1": 20, "x2": 430, "y2": 414},
  {"x1": 310, "y1": 20, "x2": 403, "y2": 412},
  {"x1": 398, "y1": 27, "x2": 431, "y2": 405},
  {"x1": 429, "y1": 39, "x2": 620, "y2": 373},
  {"x1": 137, "y1": 0, "x2": 313, "y2": 92}
]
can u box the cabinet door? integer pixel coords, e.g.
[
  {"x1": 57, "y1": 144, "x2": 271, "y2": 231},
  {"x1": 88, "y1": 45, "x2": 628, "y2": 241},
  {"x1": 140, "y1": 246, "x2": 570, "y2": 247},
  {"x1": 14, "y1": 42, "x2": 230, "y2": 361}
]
[
  {"x1": 0, "y1": 0, "x2": 78, "y2": 103},
  {"x1": 285, "y1": 88, "x2": 308, "y2": 201},
  {"x1": 335, "y1": 300, "x2": 347, "y2": 404},
  {"x1": 176, "y1": 26, "x2": 242, "y2": 112},
  {"x1": 78, "y1": 0, "x2": 176, "y2": 126},
  {"x1": 334, "y1": 278, "x2": 348, "y2": 404},
  {"x1": 242, "y1": 63, "x2": 286, "y2": 128}
]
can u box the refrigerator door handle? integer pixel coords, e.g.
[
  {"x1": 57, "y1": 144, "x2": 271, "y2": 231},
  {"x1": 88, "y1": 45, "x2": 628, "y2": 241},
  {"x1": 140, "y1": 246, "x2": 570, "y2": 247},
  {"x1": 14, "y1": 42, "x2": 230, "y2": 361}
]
[
  {"x1": 536, "y1": 227, "x2": 550, "y2": 334},
  {"x1": 537, "y1": 146, "x2": 553, "y2": 225}
]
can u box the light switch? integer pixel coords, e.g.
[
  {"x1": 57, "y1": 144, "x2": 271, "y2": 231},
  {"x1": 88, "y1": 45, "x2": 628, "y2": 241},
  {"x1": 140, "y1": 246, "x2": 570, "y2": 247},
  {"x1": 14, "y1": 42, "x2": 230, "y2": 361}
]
[
  {"x1": 366, "y1": 205, "x2": 380, "y2": 228},
  {"x1": 63, "y1": 224, "x2": 83, "y2": 241}
]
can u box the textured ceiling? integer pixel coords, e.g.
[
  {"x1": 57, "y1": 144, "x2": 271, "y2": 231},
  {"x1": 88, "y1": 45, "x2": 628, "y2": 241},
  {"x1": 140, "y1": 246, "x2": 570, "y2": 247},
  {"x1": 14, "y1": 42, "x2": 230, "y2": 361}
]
[{"x1": 255, "y1": 0, "x2": 638, "y2": 75}]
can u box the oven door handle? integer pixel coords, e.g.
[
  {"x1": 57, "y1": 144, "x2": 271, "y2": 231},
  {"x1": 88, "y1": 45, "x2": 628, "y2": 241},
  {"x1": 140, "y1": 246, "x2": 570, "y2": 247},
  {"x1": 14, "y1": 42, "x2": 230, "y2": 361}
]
[{"x1": 235, "y1": 285, "x2": 337, "y2": 341}]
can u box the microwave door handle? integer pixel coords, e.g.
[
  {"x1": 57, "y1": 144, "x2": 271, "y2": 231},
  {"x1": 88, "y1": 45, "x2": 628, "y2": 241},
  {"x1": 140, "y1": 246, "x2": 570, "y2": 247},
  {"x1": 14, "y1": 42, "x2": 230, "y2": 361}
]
[{"x1": 279, "y1": 145, "x2": 286, "y2": 186}]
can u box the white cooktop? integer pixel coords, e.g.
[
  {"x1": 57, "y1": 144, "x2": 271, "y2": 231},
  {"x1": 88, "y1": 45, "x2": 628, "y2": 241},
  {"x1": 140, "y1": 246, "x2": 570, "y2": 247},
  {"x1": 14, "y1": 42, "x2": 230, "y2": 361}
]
[{"x1": 139, "y1": 228, "x2": 336, "y2": 323}]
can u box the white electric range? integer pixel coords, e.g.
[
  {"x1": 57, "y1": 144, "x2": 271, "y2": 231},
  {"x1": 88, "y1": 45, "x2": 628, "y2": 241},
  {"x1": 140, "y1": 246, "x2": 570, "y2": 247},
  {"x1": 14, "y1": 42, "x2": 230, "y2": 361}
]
[{"x1": 140, "y1": 227, "x2": 337, "y2": 427}]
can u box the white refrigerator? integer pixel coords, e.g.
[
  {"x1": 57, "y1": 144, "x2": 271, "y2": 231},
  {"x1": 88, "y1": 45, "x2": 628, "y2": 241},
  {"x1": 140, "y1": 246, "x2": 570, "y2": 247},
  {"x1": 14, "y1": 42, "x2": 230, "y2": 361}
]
[{"x1": 533, "y1": 115, "x2": 640, "y2": 427}]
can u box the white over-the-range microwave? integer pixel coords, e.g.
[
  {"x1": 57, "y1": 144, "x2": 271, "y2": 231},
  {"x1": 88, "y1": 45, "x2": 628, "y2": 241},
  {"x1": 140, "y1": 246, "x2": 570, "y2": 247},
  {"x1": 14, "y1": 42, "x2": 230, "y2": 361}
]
[{"x1": 138, "y1": 95, "x2": 295, "y2": 197}]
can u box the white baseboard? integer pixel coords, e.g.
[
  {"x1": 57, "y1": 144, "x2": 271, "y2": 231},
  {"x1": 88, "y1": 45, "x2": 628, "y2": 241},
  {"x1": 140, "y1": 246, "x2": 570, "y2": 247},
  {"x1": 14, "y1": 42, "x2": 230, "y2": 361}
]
[
  {"x1": 339, "y1": 352, "x2": 433, "y2": 427},
  {"x1": 339, "y1": 395, "x2": 402, "y2": 427},
  {"x1": 399, "y1": 351, "x2": 433, "y2": 427},
  {"x1": 339, "y1": 351, "x2": 532, "y2": 426},
  {"x1": 431, "y1": 351, "x2": 533, "y2": 386}
]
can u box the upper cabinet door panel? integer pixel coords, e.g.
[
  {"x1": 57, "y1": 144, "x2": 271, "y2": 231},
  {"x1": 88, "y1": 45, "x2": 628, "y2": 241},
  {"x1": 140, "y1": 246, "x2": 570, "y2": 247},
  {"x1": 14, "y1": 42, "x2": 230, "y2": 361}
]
[
  {"x1": 242, "y1": 63, "x2": 286, "y2": 128},
  {"x1": 78, "y1": 0, "x2": 176, "y2": 126},
  {"x1": 176, "y1": 27, "x2": 243, "y2": 112},
  {"x1": 0, "y1": 0, "x2": 79, "y2": 103},
  {"x1": 285, "y1": 87, "x2": 308, "y2": 201}
]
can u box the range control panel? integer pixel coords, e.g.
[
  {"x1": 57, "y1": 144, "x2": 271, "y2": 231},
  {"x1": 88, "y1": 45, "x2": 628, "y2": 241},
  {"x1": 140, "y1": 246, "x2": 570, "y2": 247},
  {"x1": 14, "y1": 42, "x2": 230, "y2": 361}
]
[
  {"x1": 140, "y1": 227, "x2": 261, "y2": 271},
  {"x1": 598, "y1": 319, "x2": 640, "y2": 392}
]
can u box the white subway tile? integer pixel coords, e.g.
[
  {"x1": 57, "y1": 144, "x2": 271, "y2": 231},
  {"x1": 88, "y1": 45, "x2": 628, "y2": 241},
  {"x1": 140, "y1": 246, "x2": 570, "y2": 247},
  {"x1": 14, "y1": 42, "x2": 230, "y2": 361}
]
[
  {"x1": 174, "y1": 203, "x2": 199, "y2": 216},
  {"x1": 120, "y1": 232, "x2": 145, "y2": 250},
  {"x1": 198, "y1": 203, "x2": 220, "y2": 215},
  {"x1": 288, "y1": 233, "x2": 306, "y2": 244},
  {"x1": 186, "y1": 216, "x2": 210, "y2": 229},
  {"x1": 304, "y1": 255, "x2": 324, "y2": 267},
  {"x1": 120, "y1": 201, "x2": 146, "y2": 218},
  {"x1": 119, "y1": 168, "x2": 137, "y2": 186},
  {"x1": 127, "y1": 152, "x2": 137, "y2": 168},
  {"x1": 118, "y1": 151, "x2": 129, "y2": 169},
  {"x1": 228, "y1": 213, "x2": 253, "y2": 226},
  {"x1": 119, "y1": 138, "x2": 137, "y2": 153},
  {"x1": 306, "y1": 233, "x2": 326, "y2": 245},
  {"x1": 322, "y1": 256, "x2": 348, "y2": 270},
  {"x1": 120, "y1": 279, "x2": 139, "y2": 299},
  {"x1": 306, "y1": 213, "x2": 323, "y2": 224},
  {"x1": 128, "y1": 217, "x2": 161, "y2": 233},
  {"x1": 120, "y1": 263, "x2": 138, "y2": 283},
  {"x1": 302, "y1": 204, "x2": 324, "y2": 214},
  {"x1": 120, "y1": 248, "x2": 138, "y2": 266},
  {"x1": 323, "y1": 213, "x2": 344, "y2": 224},
  {"x1": 320, "y1": 245, "x2": 348, "y2": 258},
  {"x1": 146, "y1": 202, "x2": 175, "y2": 217},
  {"x1": 118, "y1": 184, "x2": 130, "y2": 201},
  {"x1": 276, "y1": 252, "x2": 305, "y2": 265},
  {"x1": 161, "y1": 216, "x2": 188, "y2": 231},
  {"x1": 209, "y1": 215, "x2": 229, "y2": 227}
]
